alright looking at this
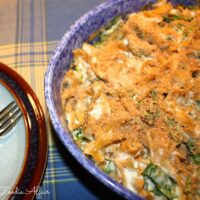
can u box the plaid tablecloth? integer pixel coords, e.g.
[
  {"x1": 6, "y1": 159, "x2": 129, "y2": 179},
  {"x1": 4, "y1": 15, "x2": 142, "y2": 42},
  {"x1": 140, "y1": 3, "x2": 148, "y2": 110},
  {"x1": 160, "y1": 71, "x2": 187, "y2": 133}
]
[{"x1": 0, "y1": 0, "x2": 123, "y2": 199}]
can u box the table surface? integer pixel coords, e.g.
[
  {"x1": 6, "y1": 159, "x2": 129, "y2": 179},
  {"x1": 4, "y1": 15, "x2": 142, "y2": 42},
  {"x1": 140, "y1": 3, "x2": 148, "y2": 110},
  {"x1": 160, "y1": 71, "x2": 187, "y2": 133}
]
[{"x1": 0, "y1": 0, "x2": 124, "y2": 199}]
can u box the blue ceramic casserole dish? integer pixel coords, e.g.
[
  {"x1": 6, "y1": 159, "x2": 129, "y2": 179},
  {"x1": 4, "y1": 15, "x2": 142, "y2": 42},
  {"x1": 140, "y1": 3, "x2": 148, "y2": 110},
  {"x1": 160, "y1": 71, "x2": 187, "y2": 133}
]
[{"x1": 45, "y1": 0, "x2": 198, "y2": 199}]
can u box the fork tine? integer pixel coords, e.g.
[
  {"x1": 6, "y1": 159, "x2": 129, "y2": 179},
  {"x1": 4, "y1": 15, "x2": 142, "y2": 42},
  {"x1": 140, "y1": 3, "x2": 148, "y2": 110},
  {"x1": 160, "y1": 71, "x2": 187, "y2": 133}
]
[
  {"x1": 0, "y1": 108, "x2": 22, "y2": 136},
  {"x1": 0, "y1": 101, "x2": 16, "y2": 119},
  {"x1": 0, "y1": 103, "x2": 19, "y2": 126}
]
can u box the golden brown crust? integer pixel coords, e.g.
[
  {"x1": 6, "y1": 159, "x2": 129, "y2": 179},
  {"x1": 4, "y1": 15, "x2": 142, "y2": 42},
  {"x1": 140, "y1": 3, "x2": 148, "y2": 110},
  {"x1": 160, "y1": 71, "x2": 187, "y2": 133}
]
[{"x1": 61, "y1": 1, "x2": 200, "y2": 199}]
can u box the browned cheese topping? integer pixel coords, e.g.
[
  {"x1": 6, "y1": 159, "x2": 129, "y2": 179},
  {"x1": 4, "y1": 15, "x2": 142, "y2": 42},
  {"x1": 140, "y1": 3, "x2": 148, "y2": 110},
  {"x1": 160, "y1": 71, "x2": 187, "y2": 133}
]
[{"x1": 61, "y1": 1, "x2": 200, "y2": 199}]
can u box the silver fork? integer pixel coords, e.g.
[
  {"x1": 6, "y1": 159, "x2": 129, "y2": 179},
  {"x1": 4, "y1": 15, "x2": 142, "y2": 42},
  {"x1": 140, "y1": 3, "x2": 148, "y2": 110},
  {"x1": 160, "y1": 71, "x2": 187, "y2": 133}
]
[{"x1": 0, "y1": 101, "x2": 22, "y2": 137}]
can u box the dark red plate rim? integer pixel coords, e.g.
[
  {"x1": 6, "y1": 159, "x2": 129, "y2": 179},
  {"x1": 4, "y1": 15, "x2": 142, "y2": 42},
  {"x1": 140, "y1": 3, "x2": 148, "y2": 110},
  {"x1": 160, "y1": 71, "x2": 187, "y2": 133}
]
[
  {"x1": 0, "y1": 79, "x2": 31, "y2": 198},
  {"x1": 0, "y1": 62, "x2": 48, "y2": 200}
]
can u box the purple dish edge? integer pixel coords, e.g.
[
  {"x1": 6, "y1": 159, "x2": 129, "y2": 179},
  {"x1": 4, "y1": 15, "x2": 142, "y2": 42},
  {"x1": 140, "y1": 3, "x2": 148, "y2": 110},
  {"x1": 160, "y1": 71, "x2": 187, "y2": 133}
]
[
  {"x1": 44, "y1": 0, "x2": 197, "y2": 199},
  {"x1": 44, "y1": 0, "x2": 150, "y2": 199}
]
